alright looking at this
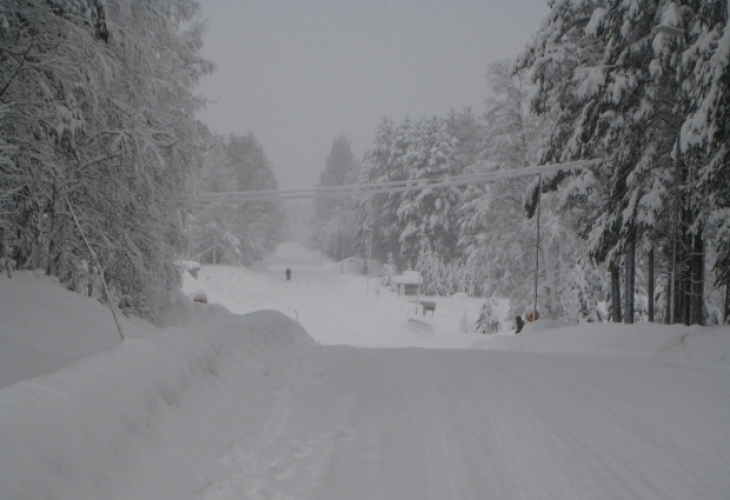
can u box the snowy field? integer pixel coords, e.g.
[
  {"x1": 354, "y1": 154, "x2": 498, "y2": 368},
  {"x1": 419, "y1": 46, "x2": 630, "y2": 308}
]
[{"x1": 1, "y1": 242, "x2": 729, "y2": 499}]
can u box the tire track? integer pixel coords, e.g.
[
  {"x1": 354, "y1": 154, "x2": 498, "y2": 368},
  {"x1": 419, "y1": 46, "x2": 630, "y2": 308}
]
[{"x1": 200, "y1": 346, "x2": 730, "y2": 500}]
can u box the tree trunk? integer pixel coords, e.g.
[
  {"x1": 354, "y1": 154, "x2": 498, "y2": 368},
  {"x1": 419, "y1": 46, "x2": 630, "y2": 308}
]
[
  {"x1": 540, "y1": 246, "x2": 557, "y2": 320},
  {"x1": 690, "y1": 228, "x2": 705, "y2": 325},
  {"x1": 724, "y1": 280, "x2": 730, "y2": 325},
  {"x1": 611, "y1": 261, "x2": 622, "y2": 322},
  {"x1": 623, "y1": 234, "x2": 636, "y2": 324},
  {"x1": 679, "y1": 269, "x2": 690, "y2": 325},
  {"x1": 680, "y1": 207, "x2": 692, "y2": 325},
  {"x1": 648, "y1": 245, "x2": 655, "y2": 322},
  {"x1": 665, "y1": 272, "x2": 672, "y2": 324},
  {"x1": 677, "y1": 252, "x2": 692, "y2": 325}
]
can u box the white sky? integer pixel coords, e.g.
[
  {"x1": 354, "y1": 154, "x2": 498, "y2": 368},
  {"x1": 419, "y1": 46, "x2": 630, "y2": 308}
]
[{"x1": 194, "y1": 1, "x2": 549, "y2": 190}]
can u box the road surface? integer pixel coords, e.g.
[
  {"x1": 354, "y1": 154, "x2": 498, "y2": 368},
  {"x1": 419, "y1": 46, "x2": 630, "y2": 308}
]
[{"x1": 203, "y1": 345, "x2": 729, "y2": 500}]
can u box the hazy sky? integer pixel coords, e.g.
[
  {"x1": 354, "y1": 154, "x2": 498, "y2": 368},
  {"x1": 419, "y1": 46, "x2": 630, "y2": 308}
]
[{"x1": 194, "y1": 1, "x2": 549, "y2": 190}]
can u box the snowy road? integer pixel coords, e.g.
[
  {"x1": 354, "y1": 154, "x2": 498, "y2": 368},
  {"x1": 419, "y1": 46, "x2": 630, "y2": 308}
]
[
  {"x1": 204, "y1": 346, "x2": 729, "y2": 500},
  {"x1": 3, "y1": 244, "x2": 729, "y2": 499}
]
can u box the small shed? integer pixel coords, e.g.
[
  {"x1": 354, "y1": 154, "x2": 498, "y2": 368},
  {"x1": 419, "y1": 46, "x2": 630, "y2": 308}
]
[
  {"x1": 176, "y1": 260, "x2": 201, "y2": 279},
  {"x1": 393, "y1": 271, "x2": 423, "y2": 297}
]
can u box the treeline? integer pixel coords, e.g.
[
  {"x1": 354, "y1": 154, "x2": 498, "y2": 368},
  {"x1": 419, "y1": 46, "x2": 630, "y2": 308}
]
[
  {"x1": 310, "y1": 135, "x2": 360, "y2": 260},
  {"x1": 351, "y1": 103, "x2": 593, "y2": 322},
  {"x1": 315, "y1": 1, "x2": 730, "y2": 325},
  {"x1": 515, "y1": 0, "x2": 730, "y2": 325},
  {"x1": 190, "y1": 131, "x2": 285, "y2": 266},
  {"x1": 0, "y1": 0, "x2": 285, "y2": 319}
]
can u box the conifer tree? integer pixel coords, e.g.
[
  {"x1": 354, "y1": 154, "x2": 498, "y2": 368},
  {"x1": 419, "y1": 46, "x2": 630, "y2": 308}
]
[
  {"x1": 396, "y1": 116, "x2": 462, "y2": 263},
  {"x1": 312, "y1": 135, "x2": 360, "y2": 260},
  {"x1": 354, "y1": 118, "x2": 409, "y2": 263},
  {"x1": 189, "y1": 132, "x2": 285, "y2": 265},
  {"x1": 515, "y1": 0, "x2": 729, "y2": 325}
]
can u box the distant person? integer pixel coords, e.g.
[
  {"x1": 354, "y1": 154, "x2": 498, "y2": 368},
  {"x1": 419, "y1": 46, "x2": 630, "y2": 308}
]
[
  {"x1": 285, "y1": 268, "x2": 291, "y2": 281},
  {"x1": 515, "y1": 315, "x2": 525, "y2": 334}
]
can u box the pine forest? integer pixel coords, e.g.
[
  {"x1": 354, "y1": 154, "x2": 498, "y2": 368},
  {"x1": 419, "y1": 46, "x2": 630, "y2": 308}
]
[{"x1": 2, "y1": 0, "x2": 729, "y2": 325}]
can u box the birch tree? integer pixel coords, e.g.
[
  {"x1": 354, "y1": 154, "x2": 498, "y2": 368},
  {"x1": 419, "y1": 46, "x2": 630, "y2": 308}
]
[{"x1": 0, "y1": 0, "x2": 213, "y2": 317}]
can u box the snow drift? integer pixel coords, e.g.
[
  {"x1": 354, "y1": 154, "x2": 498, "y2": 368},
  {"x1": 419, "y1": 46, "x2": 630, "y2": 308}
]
[
  {"x1": 0, "y1": 270, "x2": 124, "y2": 388},
  {"x1": 480, "y1": 319, "x2": 730, "y2": 367},
  {"x1": 0, "y1": 307, "x2": 317, "y2": 500}
]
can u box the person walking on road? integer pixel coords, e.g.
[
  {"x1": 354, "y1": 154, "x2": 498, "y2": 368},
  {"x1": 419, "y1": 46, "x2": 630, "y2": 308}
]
[
  {"x1": 285, "y1": 268, "x2": 292, "y2": 281},
  {"x1": 515, "y1": 315, "x2": 525, "y2": 334}
]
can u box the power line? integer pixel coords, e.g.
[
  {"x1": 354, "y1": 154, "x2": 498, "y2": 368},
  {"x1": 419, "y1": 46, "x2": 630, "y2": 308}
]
[{"x1": 185, "y1": 159, "x2": 601, "y2": 203}]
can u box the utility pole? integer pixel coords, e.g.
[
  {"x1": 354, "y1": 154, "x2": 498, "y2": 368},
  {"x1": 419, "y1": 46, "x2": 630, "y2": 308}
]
[
  {"x1": 534, "y1": 174, "x2": 541, "y2": 321},
  {"x1": 366, "y1": 228, "x2": 373, "y2": 294}
]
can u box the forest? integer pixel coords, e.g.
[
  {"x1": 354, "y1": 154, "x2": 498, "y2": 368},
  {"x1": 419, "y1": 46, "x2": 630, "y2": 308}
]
[
  {"x1": 0, "y1": 0, "x2": 285, "y2": 318},
  {"x1": 311, "y1": 1, "x2": 730, "y2": 325},
  {"x1": 1, "y1": 0, "x2": 729, "y2": 325}
]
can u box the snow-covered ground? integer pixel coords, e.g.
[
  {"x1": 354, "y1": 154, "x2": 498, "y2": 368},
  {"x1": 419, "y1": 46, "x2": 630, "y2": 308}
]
[{"x1": 1, "y1": 242, "x2": 729, "y2": 499}]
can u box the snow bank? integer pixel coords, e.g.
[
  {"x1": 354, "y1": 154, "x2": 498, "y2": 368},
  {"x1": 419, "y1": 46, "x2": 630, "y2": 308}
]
[
  {"x1": 480, "y1": 319, "x2": 730, "y2": 368},
  {"x1": 0, "y1": 309, "x2": 317, "y2": 500},
  {"x1": 153, "y1": 289, "x2": 230, "y2": 328},
  {"x1": 0, "y1": 271, "x2": 127, "y2": 388},
  {"x1": 179, "y1": 258, "x2": 730, "y2": 367}
]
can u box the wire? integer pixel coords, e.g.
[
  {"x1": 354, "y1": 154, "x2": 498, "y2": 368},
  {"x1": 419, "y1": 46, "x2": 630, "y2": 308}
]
[{"x1": 183, "y1": 159, "x2": 601, "y2": 203}]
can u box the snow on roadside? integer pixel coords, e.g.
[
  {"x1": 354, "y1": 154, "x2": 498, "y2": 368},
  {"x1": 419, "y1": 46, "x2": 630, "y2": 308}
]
[
  {"x1": 476, "y1": 319, "x2": 730, "y2": 368},
  {"x1": 0, "y1": 271, "x2": 138, "y2": 389},
  {"x1": 0, "y1": 307, "x2": 317, "y2": 500},
  {"x1": 179, "y1": 248, "x2": 730, "y2": 369}
]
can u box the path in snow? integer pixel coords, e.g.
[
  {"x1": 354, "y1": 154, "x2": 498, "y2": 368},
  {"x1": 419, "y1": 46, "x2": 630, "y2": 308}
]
[
  {"x1": 186, "y1": 242, "x2": 500, "y2": 348},
  {"x1": 203, "y1": 346, "x2": 728, "y2": 500}
]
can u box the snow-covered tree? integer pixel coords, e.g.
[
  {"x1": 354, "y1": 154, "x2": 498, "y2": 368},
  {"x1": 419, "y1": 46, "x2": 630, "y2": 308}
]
[
  {"x1": 396, "y1": 116, "x2": 462, "y2": 263},
  {"x1": 416, "y1": 246, "x2": 444, "y2": 296},
  {"x1": 455, "y1": 61, "x2": 599, "y2": 318},
  {"x1": 226, "y1": 133, "x2": 286, "y2": 259},
  {"x1": 474, "y1": 298, "x2": 502, "y2": 334},
  {"x1": 681, "y1": 1, "x2": 730, "y2": 322},
  {"x1": 188, "y1": 134, "x2": 242, "y2": 265},
  {"x1": 457, "y1": 62, "x2": 542, "y2": 285},
  {"x1": 0, "y1": 0, "x2": 213, "y2": 318},
  {"x1": 516, "y1": 0, "x2": 729, "y2": 325},
  {"x1": 380, "y1": 252, "x2": 397, "y2": 291},
  {"x1": 354, "y1": 118, "x2": 409, "y2": 263},
  {"x1": 355, "y1": 113, "x2": 476, "y2": 268},
  {"x1": 189, "y1": 132, "x2": 285, "y2": 265},
  {"x1": 311, "y1": 135, "x2": 360, "y2": 260}
]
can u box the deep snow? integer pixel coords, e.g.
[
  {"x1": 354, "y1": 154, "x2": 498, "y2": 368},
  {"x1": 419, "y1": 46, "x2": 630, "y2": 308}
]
[{"x1": 1, "y1": 242, "x2": 729, "y2": 499}]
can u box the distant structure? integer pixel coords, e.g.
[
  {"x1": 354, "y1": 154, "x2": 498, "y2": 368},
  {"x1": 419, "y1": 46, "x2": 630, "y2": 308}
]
[{"x1": 393, "y1": 271, "x2": 422, "y2": 297}]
